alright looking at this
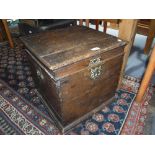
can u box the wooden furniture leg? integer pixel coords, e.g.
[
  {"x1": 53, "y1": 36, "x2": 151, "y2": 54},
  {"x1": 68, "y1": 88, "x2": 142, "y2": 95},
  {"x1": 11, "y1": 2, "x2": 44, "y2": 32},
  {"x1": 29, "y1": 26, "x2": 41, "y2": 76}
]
[
  {"x1": 0, "y1": 20, "x2": 7, "y2": 40},
  {"x1": 118, "y1": 19, "x2": 138, "y2": 88},
  {"x1": 79, "y1": 19, "x2": 89, "y2": 27},
  {"x1": 95, "y1": 19, "x2": 99, "y2": 31},
  {"x1": 79, "y1": 19, "x2": 83, "y2": 26},
  {"x1": 102, "y1": 19, "x2": 119, "y2": 33},
  {"x1": 103, "y1": 21, "x2": 107, "y2": 33},
  {"x1": 2, "y1": 19, "x2": 14, "y2": 48},
  {"x1": 85, "y1": 19, "x2": 89, "y2": 27},
  {"x1": 144, "y1": 19, "x2": 155, "y2": 54},
  {"x1": 0, "y1": 32, "x2": 3, "y2": 41},
  {"x1": 136, "y1": 46, "x2": 155, "y2": 103}
]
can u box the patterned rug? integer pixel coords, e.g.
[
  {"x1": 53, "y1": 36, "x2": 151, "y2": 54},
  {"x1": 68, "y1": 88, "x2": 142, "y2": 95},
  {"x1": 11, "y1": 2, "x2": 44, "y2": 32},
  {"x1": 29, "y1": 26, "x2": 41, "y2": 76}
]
[
  {"x1": 0, "y1": 40, "x2": 153, "y2": 135},
  {"x1": 67, "y1": 89, "x2": 135, "y2": 135},
  {"x1": 121, "y1": 76, "x2": 154, "y2": 135},
  {"x1": 0, "y1": 79, "x2": 60, "y2": 135}
]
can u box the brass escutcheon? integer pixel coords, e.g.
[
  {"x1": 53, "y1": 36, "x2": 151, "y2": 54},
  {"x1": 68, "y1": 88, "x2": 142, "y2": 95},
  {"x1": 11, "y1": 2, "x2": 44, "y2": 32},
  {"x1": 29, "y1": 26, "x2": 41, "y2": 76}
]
[
  {"x1": 89, "y1": 57, "x2": 102, "y2": 80},
  {"x1": 90, "y1": 66, "x2": 102, "y2": 79}
]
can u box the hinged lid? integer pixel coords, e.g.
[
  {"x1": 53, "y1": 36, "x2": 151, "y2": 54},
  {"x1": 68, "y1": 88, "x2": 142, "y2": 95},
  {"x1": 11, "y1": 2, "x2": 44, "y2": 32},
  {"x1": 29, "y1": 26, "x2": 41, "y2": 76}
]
[{"x1": 20, "y1": 26, "x2": 126, "y2": 71}]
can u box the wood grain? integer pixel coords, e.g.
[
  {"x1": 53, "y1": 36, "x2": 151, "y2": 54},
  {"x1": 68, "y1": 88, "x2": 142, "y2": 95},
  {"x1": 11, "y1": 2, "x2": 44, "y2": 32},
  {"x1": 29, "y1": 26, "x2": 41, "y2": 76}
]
[{"x1": 118, "y1": 19, "x2": 138, "y2": 88}]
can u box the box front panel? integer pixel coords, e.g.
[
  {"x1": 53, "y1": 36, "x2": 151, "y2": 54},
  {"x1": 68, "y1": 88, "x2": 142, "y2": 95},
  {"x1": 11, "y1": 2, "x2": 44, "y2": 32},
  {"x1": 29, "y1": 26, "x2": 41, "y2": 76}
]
[{"x1": 59, "y1": 48, "x2": 124, "y2": 125}]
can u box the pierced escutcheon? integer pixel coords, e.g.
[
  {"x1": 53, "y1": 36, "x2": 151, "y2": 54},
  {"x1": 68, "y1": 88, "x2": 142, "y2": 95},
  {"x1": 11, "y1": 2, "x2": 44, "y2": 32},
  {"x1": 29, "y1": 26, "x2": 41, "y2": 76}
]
[{"x1": 90, "y1": 66, "x2": 102, "y2": 79}]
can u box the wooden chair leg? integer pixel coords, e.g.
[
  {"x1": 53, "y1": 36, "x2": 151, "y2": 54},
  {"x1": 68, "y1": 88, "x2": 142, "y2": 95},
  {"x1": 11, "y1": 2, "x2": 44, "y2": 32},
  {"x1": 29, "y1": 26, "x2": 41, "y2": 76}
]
[
  {"x1": 103, "y1": 21, "x2": 107, "y2": 33},
  {"x1": 85, "y1": 19, "x2": 89, "y2": 27},
  {"x1": 136, "y1": 46, "x2": 155, "y2": 103},
  {"x1": 0, "y1": 20, "x2": 7, "y2": 40},
  {"x1": 95, "y1": 19, "x2": 99, "y2": 31},
  {"x1": 136, "y1": 60, "x2": 154, "y2": 103},
  {"x1": 0, "y1": 32, "x2": 3, "y2": 41},
  {"x1": 144, "y1": 19, "x2": 155, "y2": 54},
  {"x1": 2, "y1": 19, "x2": 14, "y2": 48},
  {"x1": 79, "y1": 19, "x2": 83, "y2": 26}
]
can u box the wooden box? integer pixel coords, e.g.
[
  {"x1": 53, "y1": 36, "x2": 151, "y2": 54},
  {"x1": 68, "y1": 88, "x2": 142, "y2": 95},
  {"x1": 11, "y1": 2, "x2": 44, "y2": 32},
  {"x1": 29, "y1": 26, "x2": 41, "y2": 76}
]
[{"x1": 21, "y1": 26, "x2": 126, "y2": 133}]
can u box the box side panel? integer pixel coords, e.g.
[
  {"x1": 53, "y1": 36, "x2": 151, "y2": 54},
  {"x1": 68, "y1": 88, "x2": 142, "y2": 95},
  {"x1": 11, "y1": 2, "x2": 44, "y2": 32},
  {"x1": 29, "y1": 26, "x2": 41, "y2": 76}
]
[{"x1": 25, "y1": 50, "x2": 63, "y2": 122}]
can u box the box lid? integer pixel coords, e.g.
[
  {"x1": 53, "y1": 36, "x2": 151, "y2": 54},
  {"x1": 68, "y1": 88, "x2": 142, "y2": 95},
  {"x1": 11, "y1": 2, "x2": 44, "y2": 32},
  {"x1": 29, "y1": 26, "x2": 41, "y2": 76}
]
[{"x1": 20, "y1": 26, "x2": 126, "y2": 71}]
